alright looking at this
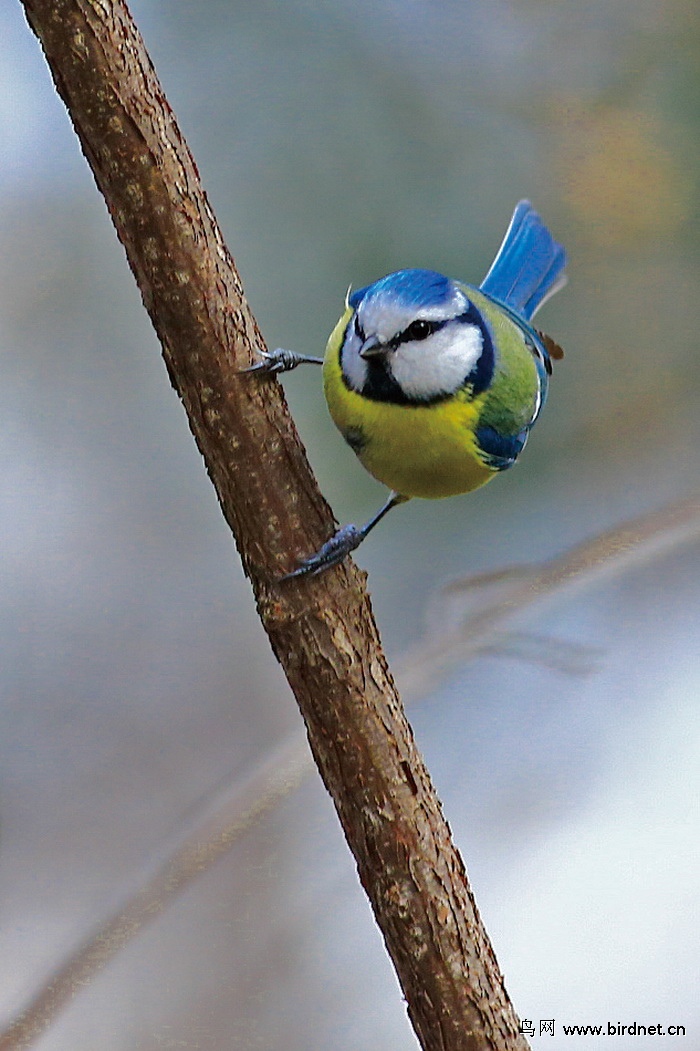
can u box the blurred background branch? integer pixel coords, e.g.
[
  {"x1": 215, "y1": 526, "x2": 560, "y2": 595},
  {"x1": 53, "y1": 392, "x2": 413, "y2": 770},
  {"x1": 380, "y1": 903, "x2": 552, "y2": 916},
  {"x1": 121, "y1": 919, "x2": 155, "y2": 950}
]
[
  {"x1": 0, "y1": 734, "x2": 310, "y2": 1051},
  {"x1": 398, "y1": 491, "x2": 700, "y2": 699}
]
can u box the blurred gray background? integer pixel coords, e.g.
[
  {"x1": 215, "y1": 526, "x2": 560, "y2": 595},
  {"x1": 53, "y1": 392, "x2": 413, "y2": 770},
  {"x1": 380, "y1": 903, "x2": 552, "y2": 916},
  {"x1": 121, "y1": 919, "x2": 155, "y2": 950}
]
[{"x1": 1, "y1": 0, "x2": 699, "y2": 1048}]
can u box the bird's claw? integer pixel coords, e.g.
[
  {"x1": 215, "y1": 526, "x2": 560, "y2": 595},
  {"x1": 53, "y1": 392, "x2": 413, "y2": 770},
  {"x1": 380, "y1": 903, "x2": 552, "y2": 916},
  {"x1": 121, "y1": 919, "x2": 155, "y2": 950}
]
[
  {"x1": 281, "y1": 525, "x2": 364, "y2": 580},
  {"x1": 239, "y1": 348, "x2": 322, "y2": 375}
]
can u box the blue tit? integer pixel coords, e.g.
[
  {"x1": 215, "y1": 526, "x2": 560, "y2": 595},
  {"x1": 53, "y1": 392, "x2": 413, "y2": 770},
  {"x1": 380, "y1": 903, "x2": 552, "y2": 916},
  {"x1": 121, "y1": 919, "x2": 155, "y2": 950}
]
[{"x1": 248, "y1": 201, "x2": 566, "y2": 579}]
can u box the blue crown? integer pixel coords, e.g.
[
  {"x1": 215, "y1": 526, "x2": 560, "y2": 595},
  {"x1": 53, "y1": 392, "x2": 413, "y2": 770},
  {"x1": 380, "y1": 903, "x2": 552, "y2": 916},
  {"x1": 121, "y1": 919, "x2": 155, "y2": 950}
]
[{"x1": 349, "y1": 269, "x2": 453, "y2": 312}]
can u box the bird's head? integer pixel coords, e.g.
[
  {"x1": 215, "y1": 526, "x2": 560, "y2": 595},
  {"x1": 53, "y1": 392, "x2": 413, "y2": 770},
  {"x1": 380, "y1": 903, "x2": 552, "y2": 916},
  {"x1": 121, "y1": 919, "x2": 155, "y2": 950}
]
[{"x1": 340, "y1": 269, "x2": 486, "y2": 404}]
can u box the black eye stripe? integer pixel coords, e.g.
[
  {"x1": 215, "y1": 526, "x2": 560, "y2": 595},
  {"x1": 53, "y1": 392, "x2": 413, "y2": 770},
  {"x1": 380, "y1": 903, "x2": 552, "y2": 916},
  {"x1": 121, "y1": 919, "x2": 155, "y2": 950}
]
[
  {"x1": 352, "y1": 306, "x2": 473, "y2": 353},
  {"x1": 393, "y1": 317, "x2": 446, "y2": 346}
]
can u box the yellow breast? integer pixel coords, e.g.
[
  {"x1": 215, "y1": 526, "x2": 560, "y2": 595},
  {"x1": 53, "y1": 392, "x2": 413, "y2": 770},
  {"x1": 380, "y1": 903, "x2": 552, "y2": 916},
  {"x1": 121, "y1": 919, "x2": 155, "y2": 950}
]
[{"x1": 322, "y1": 311, "x2": 496, "y2": 500}]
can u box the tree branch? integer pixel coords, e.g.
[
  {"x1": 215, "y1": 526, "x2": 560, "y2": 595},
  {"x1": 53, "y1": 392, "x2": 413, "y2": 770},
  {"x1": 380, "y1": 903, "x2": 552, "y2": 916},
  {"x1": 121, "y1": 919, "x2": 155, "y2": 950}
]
[{"x1": 19, "y1": 3, "x2": 528, "y2": 1048}]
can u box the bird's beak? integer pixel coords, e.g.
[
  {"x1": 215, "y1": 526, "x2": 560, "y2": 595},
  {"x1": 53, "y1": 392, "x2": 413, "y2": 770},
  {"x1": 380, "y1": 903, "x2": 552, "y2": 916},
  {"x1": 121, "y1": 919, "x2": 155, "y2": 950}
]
[{"x1": 359, "y1": 336, "x2": 386, "y2": 360}]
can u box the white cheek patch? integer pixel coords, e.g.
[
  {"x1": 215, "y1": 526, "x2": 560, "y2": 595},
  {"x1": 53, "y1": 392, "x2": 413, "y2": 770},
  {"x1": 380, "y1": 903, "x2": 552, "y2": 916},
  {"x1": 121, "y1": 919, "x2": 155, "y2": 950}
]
[
  {"x1": 390, "y1": 322, "x2": 483, "y2": 400},
  {"x1": 340, "y1": 322, "x2": 368, "y2": 392}
]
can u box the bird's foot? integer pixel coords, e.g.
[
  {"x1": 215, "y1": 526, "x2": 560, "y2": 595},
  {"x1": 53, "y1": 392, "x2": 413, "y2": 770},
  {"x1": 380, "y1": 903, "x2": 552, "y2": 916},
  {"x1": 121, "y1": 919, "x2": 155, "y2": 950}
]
[
  {"x1": 239, "y1": 348, "x2": 323, "y2": 375},
  {"x1": 281, "y1": 524, "x2": 365, "y2": 580}
]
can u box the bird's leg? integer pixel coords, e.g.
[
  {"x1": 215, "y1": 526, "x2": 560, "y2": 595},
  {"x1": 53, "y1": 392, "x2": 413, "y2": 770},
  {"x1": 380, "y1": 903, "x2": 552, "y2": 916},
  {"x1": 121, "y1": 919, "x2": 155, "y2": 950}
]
[
  {"x1": 239, "y1": 348, "x2": 324, "y2": 374},
  {"x1": 282, "y1": 492, "x2": 409, "y2": 580}
]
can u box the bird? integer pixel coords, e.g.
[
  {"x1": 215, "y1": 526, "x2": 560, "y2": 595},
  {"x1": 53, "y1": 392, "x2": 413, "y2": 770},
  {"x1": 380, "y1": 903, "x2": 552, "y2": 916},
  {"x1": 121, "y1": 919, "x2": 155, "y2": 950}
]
[{"x1": 246, "y1": 201, "x2": 567, "y2": 579}]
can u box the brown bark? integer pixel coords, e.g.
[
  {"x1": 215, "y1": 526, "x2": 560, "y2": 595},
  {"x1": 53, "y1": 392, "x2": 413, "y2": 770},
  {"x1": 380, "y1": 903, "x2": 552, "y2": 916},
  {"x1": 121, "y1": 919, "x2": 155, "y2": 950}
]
[{"x1": 18, "y1": 2, "x2": 529, "y2": 1048}]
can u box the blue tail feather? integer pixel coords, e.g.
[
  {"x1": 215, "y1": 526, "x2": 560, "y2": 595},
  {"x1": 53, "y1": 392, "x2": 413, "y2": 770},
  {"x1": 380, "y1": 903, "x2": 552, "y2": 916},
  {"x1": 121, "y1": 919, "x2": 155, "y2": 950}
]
[{"x1": 480, "y1": 201, "x2": 567, "y2": 321}]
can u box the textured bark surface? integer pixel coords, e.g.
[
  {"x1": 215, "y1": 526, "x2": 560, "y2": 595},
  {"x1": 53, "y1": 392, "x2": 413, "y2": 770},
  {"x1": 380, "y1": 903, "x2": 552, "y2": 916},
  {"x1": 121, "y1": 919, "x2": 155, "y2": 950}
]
[{"x1": 18, "y1": 3, "x2": 529, "y2": 1048}]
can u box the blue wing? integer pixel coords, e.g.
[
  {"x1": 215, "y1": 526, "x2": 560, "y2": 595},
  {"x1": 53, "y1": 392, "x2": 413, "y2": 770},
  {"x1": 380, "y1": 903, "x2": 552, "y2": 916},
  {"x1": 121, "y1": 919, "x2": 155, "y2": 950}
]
[
  {"x1": 474, "y1": 424, "x2": 529, "y2": 471},
  {"x1": 480, "y1": 201, "x2": 567, "y2": 321}
]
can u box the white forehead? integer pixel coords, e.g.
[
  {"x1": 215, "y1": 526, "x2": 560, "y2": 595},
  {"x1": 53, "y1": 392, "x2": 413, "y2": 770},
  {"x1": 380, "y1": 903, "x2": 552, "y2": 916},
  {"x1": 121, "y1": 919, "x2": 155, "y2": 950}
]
[{"x1": 357, "y1": 284, "x2": 469, "y2": 341}]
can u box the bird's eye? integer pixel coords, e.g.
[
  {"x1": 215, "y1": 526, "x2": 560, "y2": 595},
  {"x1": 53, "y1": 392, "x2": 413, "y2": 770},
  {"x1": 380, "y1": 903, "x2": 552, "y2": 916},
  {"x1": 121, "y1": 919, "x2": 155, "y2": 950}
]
[
  {"x1": 354, "y1": 314, "x2": 365, "y2": 341},
  {"x1": 404, "y1": 319, "x2": 434, "y2": 342}
]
